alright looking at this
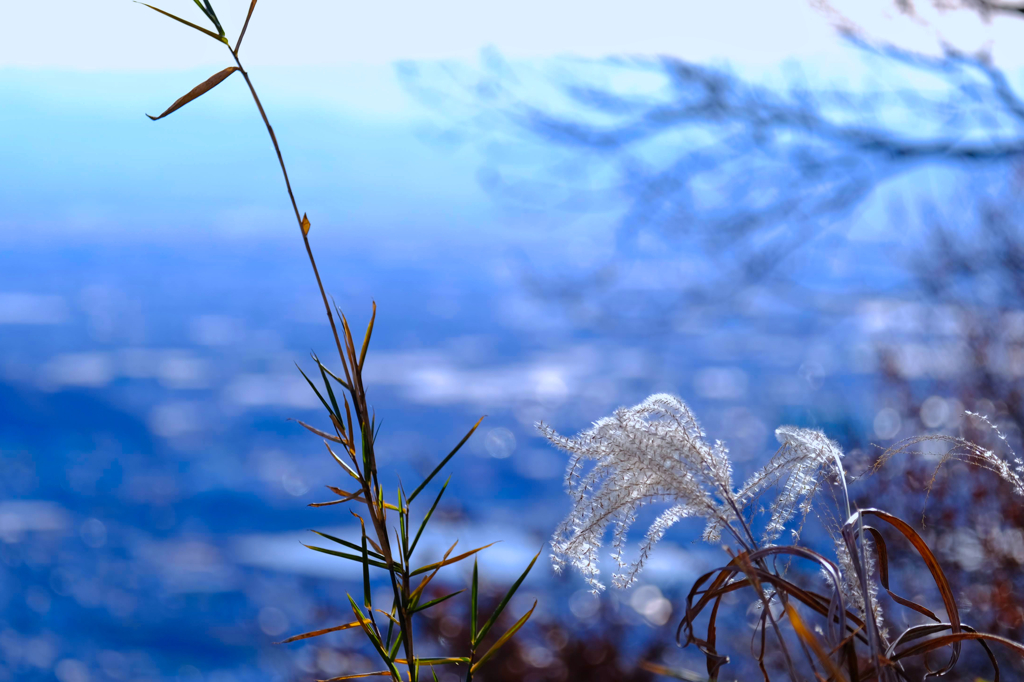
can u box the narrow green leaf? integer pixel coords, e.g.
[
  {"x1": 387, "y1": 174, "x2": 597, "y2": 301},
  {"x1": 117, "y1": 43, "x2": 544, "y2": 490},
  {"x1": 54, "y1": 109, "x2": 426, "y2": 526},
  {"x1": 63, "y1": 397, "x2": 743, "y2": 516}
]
[
  {"x1": 410, "y1": 589, "x2": 465, "y2": 614},
  {"x1": 295, "y1": 363, "x2": 335, "y2": 417},
  {"x1": 411, "y1": 543, "x2": 496, "y2": 577},
  {"x1": 346, "y1": 595, "x2": 382, "y2": 648},
  {"x1": 234, "y1": 0, "x2": 259, "y2": 55},
  {"x1": 191, "y1": 0, "x2": 211, "y2": 19},
  {"x1": 388, "y1": 625, "x2": 402, "y2": 660},
  {"x1": 146, "y1": 66, "x2": 238, "y2": 121},
  {"x1": 347, "y1": 595, "x2": 402, "y2": 679},
  {"x1": 309, "y1": 530, "x2": 386, "y2": 562},
  {"x1": 373, "y1": 417, "x2": 383, "y2": 446},
  {"x1": 312, "y1": 352, "x2": 343, "y2": 424},
  {"x1": 383, "y1": 620, "x2": 395, "y2": 655},
  {"x1": 474, "y1": 548, "x2": 541, "y2": 646},
  {"x1": 398, "y1": 487, "x2": 410, "y2": 563},
  {"x1": 135, "y1": 2, "x2": 227, "y2": 43},
  {"x1": 356, "y1": 516, "x2": 372, "y2": 611},
  {"x1": 471, "y1": 601, "x2": 537, "y2": 672},
  {"x1": 470, "y1": 557, "x2": 478, "y2": 637},
  {"x1": 409, "y1": 476, "x2": 450, "y2": 558},
  {"x1": 195, "y1": 0, "x2": 224, "y2": 35},
  {"x1": 408, "y1": 416, "x2": 486, "y2": 503},
  {"x1": 303, "y1": 544, "x2": 390, "y2": 570},
  {"x1": 190, "y1": 0, "x2": 213, "y2": 23}
]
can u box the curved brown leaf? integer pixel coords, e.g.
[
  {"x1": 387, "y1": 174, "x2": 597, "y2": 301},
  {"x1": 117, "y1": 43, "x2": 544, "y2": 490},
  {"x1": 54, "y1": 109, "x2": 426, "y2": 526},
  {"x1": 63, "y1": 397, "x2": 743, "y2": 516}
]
[
  {"x1": 891, "y1": 630, "x2": 1024, "y2": 672},
  {"x1": 147, "y1": 67, "x2": 238, "y2": 121},
  {"x1": 886, "y1": 622, "x2": 1000, "y2": 680},
  {"x1": 864, "y1": 526, "x2": 941, "y2": 623},
  {"x1": 846, "y1": 509, "x2": 961, "y2": 674}
]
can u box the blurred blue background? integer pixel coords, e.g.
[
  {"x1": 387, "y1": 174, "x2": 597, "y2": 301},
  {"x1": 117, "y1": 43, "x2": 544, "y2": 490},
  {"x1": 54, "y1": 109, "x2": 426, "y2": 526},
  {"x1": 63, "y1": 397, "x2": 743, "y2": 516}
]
[{"x1": 5, "y1": 1, "x2": 1024, "y2": 681}]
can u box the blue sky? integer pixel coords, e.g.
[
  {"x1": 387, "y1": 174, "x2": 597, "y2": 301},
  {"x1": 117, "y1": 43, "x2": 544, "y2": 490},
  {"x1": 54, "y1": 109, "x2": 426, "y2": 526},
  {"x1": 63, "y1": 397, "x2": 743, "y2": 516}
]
[
  {"x1": 0, "y1": 0, "x2": 844, "y2": 252},
  {"x1": 3, "y1": 0, "x2": 1016, "y2": 254}
]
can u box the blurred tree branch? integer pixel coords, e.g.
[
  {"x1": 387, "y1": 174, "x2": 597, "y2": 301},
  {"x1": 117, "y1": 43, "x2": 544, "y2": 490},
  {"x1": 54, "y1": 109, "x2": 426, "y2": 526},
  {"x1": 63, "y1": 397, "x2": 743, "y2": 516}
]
[{"x1": 399, "y1": 1, "x2": 1024, "y2": 338}]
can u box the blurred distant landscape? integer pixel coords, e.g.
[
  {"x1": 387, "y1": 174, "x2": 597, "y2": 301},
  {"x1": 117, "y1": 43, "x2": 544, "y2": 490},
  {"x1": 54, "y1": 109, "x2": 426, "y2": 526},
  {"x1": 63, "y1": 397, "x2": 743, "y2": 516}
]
[{"x1": 6, "y1": 2, "x2": 1024, "y2": 680}]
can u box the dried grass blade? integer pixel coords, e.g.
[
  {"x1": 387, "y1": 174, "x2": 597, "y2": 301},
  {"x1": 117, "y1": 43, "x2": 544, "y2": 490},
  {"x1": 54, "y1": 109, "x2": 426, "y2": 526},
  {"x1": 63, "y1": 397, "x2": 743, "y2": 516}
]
[
  {"x1": 409, "y1": 541, "x2": 460, "y2": 606},
  {"x1": 234, "y1": 0, "x2": 258, "y2": 54},
  {"x1": 704, "y1": 596, "x2": 728, "y2": 679},
  {"x1": 892, "y1": 631, "x2": 1024, "y2": 665},
  {"x1": 325, "y1": 443, "x2": 361, "y2": 481},
  {"x1": 339, "y1": 312, "x2": 361, "y2": 382},
  {"x1": 276, "y1": 621, "x2": 360, "y2": 644},
  {"x1": 146, "y1": 66, "x2": 237, "y2": 120},
  {"x1": 785, "y1": 603, "x2": 848, "y2": 682},
  {"x1": 410, "y1": 542, "x2": 497, "y2": 578},
  {"x1": 679, "y1": 552, "x2": 752, "y2": 646},
  {"x1": 327, "y1": 485, "x2": 362, "y2": 499},
  {"x1": 374, "y1": 608, "x2": 401, "y2": 627},
  {"x1": 638, "y1": 662, "x2": 712, "y2": 681},
  {"x1": 887, "y1": 622, "x2": 1001, "y2": 679},
  {"x1": 852, "y1": 509, "x2": 961, "y2": 672},
  {"x1": 318, "y1": 359, "x2": 353, "y2": 392},
  {"x1": 318, "y1": 671, "x2": 392, "y2": 681},
  {"x1": 864, "y1": 527, "x2": 940, "y2": 622},
  {"x1": 358, "y1": 301, "x2": 377, "y2": 372},
  {"x1": 309, "y1": 497, "x2": 366, "y2": 508},
  {"x1": 291, "y1": 419, "x2": 343, "y2": 443}
]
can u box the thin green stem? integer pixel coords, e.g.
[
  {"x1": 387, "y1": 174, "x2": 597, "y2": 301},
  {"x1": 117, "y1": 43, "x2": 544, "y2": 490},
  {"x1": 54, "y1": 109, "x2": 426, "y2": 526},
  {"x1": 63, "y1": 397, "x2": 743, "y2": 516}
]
[
  {"x1": 226, "y1": 48, "x2": 348, "y2": 381},
  {"x1": 223, "y1": 39, "x2": 416, "y2": 682}
]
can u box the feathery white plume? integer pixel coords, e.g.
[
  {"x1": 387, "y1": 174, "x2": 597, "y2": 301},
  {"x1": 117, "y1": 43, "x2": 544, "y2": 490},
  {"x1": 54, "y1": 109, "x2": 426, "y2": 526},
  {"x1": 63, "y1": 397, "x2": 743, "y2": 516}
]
[
  {"x1": 539, "y1": 395, "x2": 851, "y2": 590},
  {"x1": 538, "y1": 394, "x2": 739, "y2": 590}
]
